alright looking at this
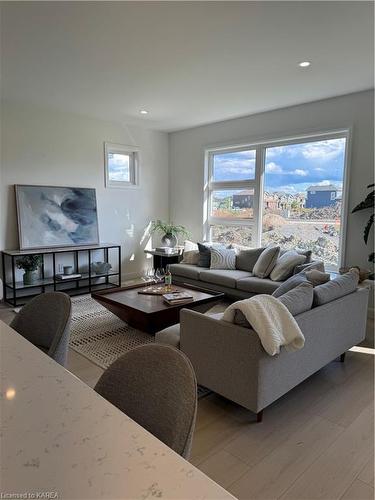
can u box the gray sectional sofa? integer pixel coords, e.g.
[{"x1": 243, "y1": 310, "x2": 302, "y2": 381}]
[
  {"x1": 180, "y1": 288, "x2": 368, "y2": 419},
  {"x1": 158, "y1": 288, "x2": 369, "y2": 421},
  {"x1": 169, "y1": 257, "x2": 324, "y2": 299},
  {"x1": 160, "y1": 247, "x2": 368, "y2": 421}
]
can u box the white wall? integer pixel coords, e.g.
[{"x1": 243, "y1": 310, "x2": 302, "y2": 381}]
[
  {"x1": 0, "y1": 101, "x2": 169, "y2": 285},
  {"x1": 169, "y1": 90, "x2": 374, "y2": 269}
]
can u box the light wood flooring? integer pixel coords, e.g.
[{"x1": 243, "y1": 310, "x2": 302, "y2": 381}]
[{"x1": 1, "y1": 300, "x2": 374, "y2": 500}]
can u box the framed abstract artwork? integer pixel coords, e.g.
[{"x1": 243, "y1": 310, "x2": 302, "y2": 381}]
[{"x1": 15, "y1": 185, "x2": 100, "y2": 249}]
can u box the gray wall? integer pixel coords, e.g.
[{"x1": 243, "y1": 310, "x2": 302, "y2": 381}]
[
  {"x1": 169, "y1": 90, "x2": 374, "y2": 269},
  {"x1": 0, "y1": 101, "x2": 169, "y2": 284}
]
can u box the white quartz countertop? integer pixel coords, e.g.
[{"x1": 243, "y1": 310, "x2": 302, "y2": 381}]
[{"x1": 0, "y1": 320, "x2": 234, "y2": 500}]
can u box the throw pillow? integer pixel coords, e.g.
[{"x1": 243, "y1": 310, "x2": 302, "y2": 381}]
[
  {"x1": 252, "y1": 246, "x2": 280, "y2": 278},
  {"x1": 293, "y1": 261, "x2": 325, "y2": 275},
  {"x1": 210, "y1": 247, "x2": 236, "y2": 270},
  {"x1": 313, "y1": 269, "x2": 359, "y2": 307},
  {"x1": 272, "y1": 272, "x2": 308, "y2": 298},
  {"x1": 183, "y1": 240, "x2": 198, "y2": 252},
  {"x1": 305, "y1": 269, "x2": 330, "y2": 287},
  {"x1": 181, "y1": 250, "x2": 200, "y2": 265},
  {"x1": 296, "y1": 249, "x2": 312, "y2": 263},
  {"x1": 235, "y1": 247, "x2": 265, "y2": 272},
  {"x1": 270, "y1": 250, "x2": 306, "y2": 281},
  {"x1": 197, "y1": 242, "x2": 211, "y2": 267},
  {"x1": 233, "y1": 309, "x2": 251, "y2": 328},
  {"x1": 277, "y1": 282, "x2": 314, "y2": 316}
]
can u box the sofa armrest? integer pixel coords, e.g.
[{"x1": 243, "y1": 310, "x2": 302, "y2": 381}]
[{"x1": 180, "y1": 309, "x2": 265, "y2": 412}]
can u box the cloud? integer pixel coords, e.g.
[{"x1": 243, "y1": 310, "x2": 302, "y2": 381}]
[
  {"x1": 292, "y1": 169, "x2": 308, "y2": 176},
  {"x1": 265, "y1": 164, "x2": 308, "y2": 177},
  {"x1": 300, "y1": 138, "x2": 346, "y2": 161},
  {"x1": 265, "y1": 162, "x2": 283, "y2": 173},
  {"x1": 214, "y1": 154, "x2": 255, "y2": 179},
  {"x1": 266, "y1": 137, "x2": 346, "y2": 164},
  {"x1": 316, "y1": 180, "x2": 332, "y2": 186}
]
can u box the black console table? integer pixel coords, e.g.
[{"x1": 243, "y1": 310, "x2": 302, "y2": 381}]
[{"x1": 2, "y1": 243, "x2": 121, "y2": 306}]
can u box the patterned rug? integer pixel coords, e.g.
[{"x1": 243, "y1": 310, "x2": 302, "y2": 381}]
[
  {"x1": 70, "y1": 295, "x2": 213, "y2": 398},
  {"x1": 70, "y1": 295, "x2": 155, "y2": 369}
]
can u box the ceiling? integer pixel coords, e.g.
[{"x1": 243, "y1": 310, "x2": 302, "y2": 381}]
[{"x1": 1, "y1": 1, "x2": 374, "y2": 132}]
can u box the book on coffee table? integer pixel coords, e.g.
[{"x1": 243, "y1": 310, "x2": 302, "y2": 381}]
[{"x1": 163, "y1": 291, "x2": 194, "y2": 305}]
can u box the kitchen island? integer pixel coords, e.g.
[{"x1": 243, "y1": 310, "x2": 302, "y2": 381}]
[{"x1": 0, "y1": 320, "x2": 234, "y2": 499}]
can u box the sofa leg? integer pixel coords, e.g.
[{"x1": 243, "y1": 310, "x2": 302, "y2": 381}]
[
  {"x1": 256, "y1": 410, "x2": 263, "y2": 423},
  {"x1": 340, "y1": 352, "x2": 346, "y2": 363}
]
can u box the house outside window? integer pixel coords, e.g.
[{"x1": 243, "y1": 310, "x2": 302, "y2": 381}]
[
  {"x1": 205, "y1": 131, "x2": 349, "y2": 270},
  {"x1": 206, "y1": 148, "x2": 258, "y2": 247}
]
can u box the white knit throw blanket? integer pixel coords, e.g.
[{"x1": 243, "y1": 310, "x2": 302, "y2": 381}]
[{"x1": 222, "y1": 295, "x2": 305, "y2": 356}]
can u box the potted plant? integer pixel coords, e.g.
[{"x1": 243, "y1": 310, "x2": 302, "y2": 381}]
[
  {"x1": 151, "y1": 220, "x2": 190, "y2": 248},
  {"x1": 16, "y1": 255, "x2": 43, "y2": 285},
  {"x1": 352, "y1": 183, "x2": 374, "y2": 279}
]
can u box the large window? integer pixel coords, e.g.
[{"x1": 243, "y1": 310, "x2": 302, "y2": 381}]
[{"x1": 206, "y1": 132, "x2": 348, "y2": 269}]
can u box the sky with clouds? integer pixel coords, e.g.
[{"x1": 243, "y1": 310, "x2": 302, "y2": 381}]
[
  {"x1": 108, "y1": 153, "x2": 130, "y2": 181},
  {"x1": 213, "y1": 138, "x2": 346, "y2": 194}
]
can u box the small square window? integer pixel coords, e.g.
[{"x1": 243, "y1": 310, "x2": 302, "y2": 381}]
[{"x1": 104, "y1": 142, "x2": 139, "y2": 188}]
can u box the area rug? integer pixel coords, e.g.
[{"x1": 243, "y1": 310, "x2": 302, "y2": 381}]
[
  {"x1": 70, "y1": 295, "x2": 212, "y2": 398},
  {"x1": 70, "y1": 295, "x2": 155, "y2": 369}
]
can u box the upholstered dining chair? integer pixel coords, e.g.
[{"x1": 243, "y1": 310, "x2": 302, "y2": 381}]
[
  {"x1": 10, "y1": 292, "x2": 72, "y2": 366},
  {"x1": 94, "y1": 344, "x2": 198, "y2": 460}
]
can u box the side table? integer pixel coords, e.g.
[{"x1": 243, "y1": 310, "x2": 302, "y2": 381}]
[{"x1": 144, "y1": 249, "x2": 183, "y2": 269}]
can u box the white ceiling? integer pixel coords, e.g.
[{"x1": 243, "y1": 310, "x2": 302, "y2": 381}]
[{"x1": 1, "y1": 1, "x2": 374, "y2": 132}]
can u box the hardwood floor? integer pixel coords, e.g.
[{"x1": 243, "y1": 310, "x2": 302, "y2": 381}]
[{"x1": 1, "y1": 301, "x2": 374, "y2": 500}]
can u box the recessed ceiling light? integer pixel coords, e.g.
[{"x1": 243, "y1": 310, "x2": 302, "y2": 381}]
[
  {"x1": 298, "y1": 61, "x2": 311, "y2": 68},
  {"x1": 140, "y1": 110, "x2": 148, "y2": 115}
]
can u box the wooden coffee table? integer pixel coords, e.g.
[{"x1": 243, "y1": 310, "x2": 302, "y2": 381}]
[{"x1": 92, "y1": 283, "x2": 224, "y2": 334}]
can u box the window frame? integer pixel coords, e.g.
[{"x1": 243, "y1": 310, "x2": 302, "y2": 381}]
[
  {"x1": 206, "y1": 145, "x2": 260, "y2": 250},
  {"x1": 104, "y1": 142, "x2": 140, "y2": 189},
  {"x1": 204, "y1": 129, "x2": 351, "y2": 268}
]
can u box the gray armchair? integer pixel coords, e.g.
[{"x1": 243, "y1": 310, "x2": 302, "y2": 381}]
[{"x1": 10, "y1": 292, "x2": 72, "y2": 366}]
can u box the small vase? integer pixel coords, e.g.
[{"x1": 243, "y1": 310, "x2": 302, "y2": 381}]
[
  {"x1": 161, "y1": 233, "x2": 178, "y2": 248},
  {"x1": 23, "y1": 270, "x2": 36, "y2": 285}
]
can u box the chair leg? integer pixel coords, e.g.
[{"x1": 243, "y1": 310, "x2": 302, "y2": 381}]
[
  {"x1": 340, "y1": 352, "x2": 346, "y2": 363},
  {"x1": 256, "y1": 410, "x2": 263, "y2": 423}
]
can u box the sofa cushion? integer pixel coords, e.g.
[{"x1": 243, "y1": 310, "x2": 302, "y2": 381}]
[
  {"x1": 305, "y1": 269, "x2": 330, "y2": 286},
  {"x1": 270, "y1": 251, "x2": 306, "y2": 281},
  {"x1": 183, "y1": 240, "x2": 198, "y2": 252},
  {"x1": 155, "y1": 323, "x2": 181, "y2": 348},
  {"x1": 272, "y1": 272, "x2": 308, "y2": 298},
  {"x1": 235, "y1": 247, "x2": 265, "y2": 272},
  {"x1": 169, "y1": 263, "x2": 201, "y2": 280},
  {"x1": 293, "y1": 261, "x2": 324, "y2": 275},
  {"x1": 277, "y1": 282, "x2": 314, "y2": 316},
  {"x1": 210, "y1": 247, "x2": 236, "y2": 270},
  {"x1": 252, "y1": 246, "x2": 280, "y2": 278},
  {"x1": 197, "y1": 242, "x2": 211, "y2": 267},
  {"x1": 200, "y1": 269, "x2": 252, "y2": 288},
  {"x1": 280, "y1": 248, "x2": 312, "y2": 263},
  {"x1": 313, "y1": 270, "x2": 359, "y2": 306},
  {"x1": 236, "y1": 276, "x2": 281, "y2": 294},
  {"x1": 181, "y1": 250, "x2": 200, "y2": 265},
  {"x1": 234, "y1": 309, "x2": 251, "y2": 328},
  {"x1": 208, "y1": 312, "x2": 224, "y2": 321}
]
